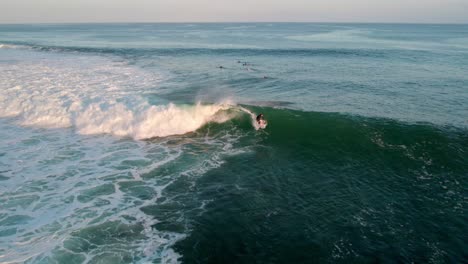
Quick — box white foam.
[76,102,230,139]
[0,53,233,139]
[0,121,195,263]
[0,43,27,50]
[0,50,249,264]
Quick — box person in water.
[256,113,265,124]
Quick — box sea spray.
[76,102,232,139]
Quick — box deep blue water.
[0,23,467,263]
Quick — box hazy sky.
[1,0,468,24]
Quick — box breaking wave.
[0,51,234,139]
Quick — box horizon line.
[1,21,468,26]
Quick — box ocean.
[0,23,467,263]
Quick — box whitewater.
[0,49,234,139]
[0,44,243,263]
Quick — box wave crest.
[0,53,233,139]
[76,102,230,139]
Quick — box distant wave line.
[0,41,400,58]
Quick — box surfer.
[256,113,265,125]
[238,107,267,129]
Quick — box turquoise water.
[0,23,467,263]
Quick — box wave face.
[175,107,468,263]
[1,23,468,263]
